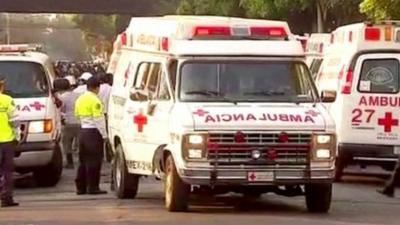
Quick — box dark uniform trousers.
[76,128,104,192]
[0,141,15,201]
[384,155,400,193]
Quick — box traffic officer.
[378,156,400,197]
[74,76,107,195]
[0,76,19,207]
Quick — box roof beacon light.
[193,26,231,36]
[364,27,381,41]
[250,26,287,38]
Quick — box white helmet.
[65,75,77,86]
[79,72,93,81]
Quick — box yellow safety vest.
[0,93,16,143]
[75,91,103,119]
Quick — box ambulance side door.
[123,61,157,175]
[145,62,175,156]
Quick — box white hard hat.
[65,75,77,86]
[80,72,93,81]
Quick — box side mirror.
[130,88,148,102]
[52,78,70,93]
[321,90,336,103]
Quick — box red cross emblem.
[248,172,256,181]
[133,112,148,133]
[305,110,320,117]
[378,112,398,133]
[30,101,45,111]
[193,109,209,117]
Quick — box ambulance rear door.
[340,53,400,147]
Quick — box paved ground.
[0,165,399,225]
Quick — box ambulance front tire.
[33,144,63,187]
[113,144,139,199]
[164,154,190,212]
[305,183,332,213]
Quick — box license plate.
[247,172,274,182]
[394,146,400,155]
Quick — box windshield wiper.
[244,90,285,96]
[185,90,238,104]
[185,90,220,96]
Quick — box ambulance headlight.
[182,133,208,160]
[317,135,331,144]
[312,134,336,161]
[316,149,331,159]
[28,120,53,134]
[188,134,204,144]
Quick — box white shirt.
[59,90,80,125]
[73,85,87,95]
[99,84,111,114]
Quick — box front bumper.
[14,141,57,168]
[180,165,334,186]
[339,143,398,163]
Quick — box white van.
[0,44,62,187]
[315,21,400,180]
[108,16,337,213]
[305,33,331,80]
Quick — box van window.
[0,61,49,98]
[310,59,323,80]
[134,63,150,89]
[157,72,171,100]
[179,60,317,103]
[358,59,399,94]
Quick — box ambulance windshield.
[0,61,49,98]
[179,60,317,103]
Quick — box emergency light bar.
[0,44,42,53]
[190,25,288,40]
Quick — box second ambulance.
[108,16,336,212]
[315,21,400,180]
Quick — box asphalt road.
[0,165,399,225]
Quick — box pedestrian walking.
[59,75,80,168]
[378,156,400,197]
[0,76,19,207]
[74,76,108,195]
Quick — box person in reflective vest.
[74,76,107,195]
[0,76,19,207]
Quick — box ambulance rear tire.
[113,144,139,199]
[164,155,190,212]
[305,183,332,213]
[33,144,63,187]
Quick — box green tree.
[360,0,400,20]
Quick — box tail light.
[120,32,127,45]
[341,69,354,94]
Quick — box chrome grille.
[207,133,311,166]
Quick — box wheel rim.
[165,162,173,207]
[115,157,122,189]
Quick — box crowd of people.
[53,60,108,79]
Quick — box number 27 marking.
[352,109,375,124]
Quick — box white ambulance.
[305,33,330,80]
[315,21,400,180]
[0,44,62,186]
[108,16,337,213]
